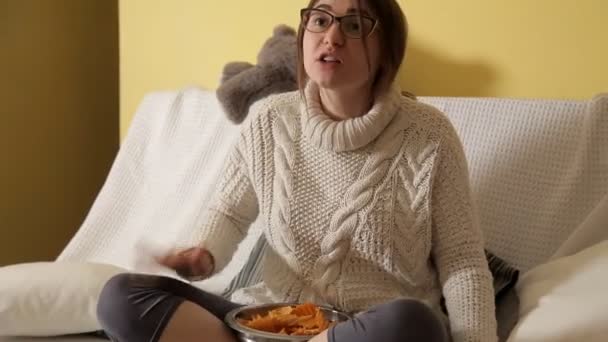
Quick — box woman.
[97,0,498,341]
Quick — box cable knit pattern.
[269,115,299,271]
[197,83,497,342]
[311,126,404,302]
[193,147,260,272]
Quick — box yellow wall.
[0,1,119,265]
[119,0,608,139]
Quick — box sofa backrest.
[58,89,607,294]
[420,95,607,271]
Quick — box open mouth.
[318,53,343,64]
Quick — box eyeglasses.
[300,8,378,39]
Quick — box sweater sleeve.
[194,141,259,275]
[430,131,497,342]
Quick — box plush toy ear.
[217,65,297,124]
[273,24,297,37]
[220,62,254,84]
[216,66,259,124]
[217,24,298,124]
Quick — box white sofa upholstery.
[58,88,608,281]
[2,89,606,341]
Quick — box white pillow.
[0,261,127,336]
[508,240,608,342]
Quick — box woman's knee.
[96,273,174,336]
[372,298,448,342]
[96,273,136,328]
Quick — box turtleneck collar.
[300,81,402,152]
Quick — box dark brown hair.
[297,0,408,98]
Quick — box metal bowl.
[225,303,351,342]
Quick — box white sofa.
[1,89,607,341]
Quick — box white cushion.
[508,240,608,341]
[0,262,126,336]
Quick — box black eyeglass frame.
[300,8,379,39]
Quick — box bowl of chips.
[225,302,351,342]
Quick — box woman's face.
[302,0,380,92]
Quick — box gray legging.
[97,273,448,342]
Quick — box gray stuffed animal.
[217,25,298,124]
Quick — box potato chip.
[291,302,317,316]
[238,302,335,336]
[273,306,294,317]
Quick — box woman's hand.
[157,247,215,281]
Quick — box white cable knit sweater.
[195,82,497,342]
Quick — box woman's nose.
[323,22,345,47]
